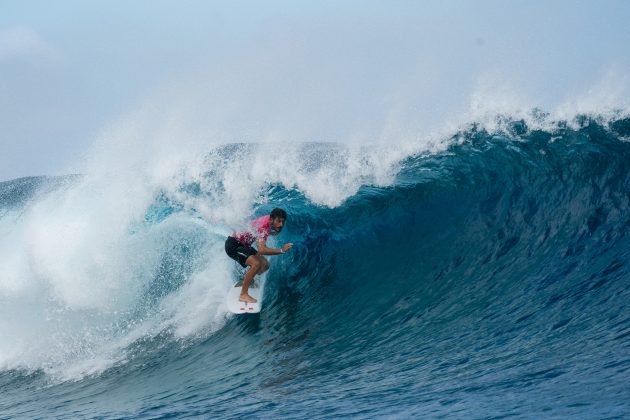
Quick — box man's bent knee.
[246,256,260,270]
[253,256,268,273]
[259,258,270,273]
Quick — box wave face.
[1,115,629,417]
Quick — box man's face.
[270,217,285,235]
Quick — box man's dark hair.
[270,208,287,220]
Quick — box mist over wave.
[0,111,629,417]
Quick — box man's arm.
[256,239,293,255]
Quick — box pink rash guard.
[233,215,271,246]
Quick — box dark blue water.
[1,116,629,418]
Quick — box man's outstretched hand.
[282,243,293,253]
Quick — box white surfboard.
[226,279,265,314]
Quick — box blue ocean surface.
[0,115,629,418]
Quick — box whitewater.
[0,108,629,417]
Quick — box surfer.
[225,208,293,303]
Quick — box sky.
[1,0,629,181]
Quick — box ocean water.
[0,114,629,418]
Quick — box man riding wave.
[224,208,293,303]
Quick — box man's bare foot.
[239,293,257,303]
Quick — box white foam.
[0,164,237,378]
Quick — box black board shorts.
[225,236,258,268]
